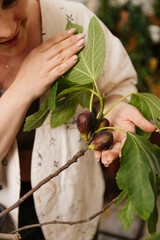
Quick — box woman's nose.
[0,13,16,39]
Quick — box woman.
[0,0,155,239]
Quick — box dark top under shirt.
[17,99,39,151]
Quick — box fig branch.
[0,91,129,219]
[11,194,120,234]
[0,143,92,219]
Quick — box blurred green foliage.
[97,0,160,92]
[153,0,160,18]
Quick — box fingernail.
[76,33,86,40]
[153,125,159,132]
[76,39,85,47]
[68,28,76,35]
[155,127,159,133]
[105,163,109,168]
[72,55,78,61]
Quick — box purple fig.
[88,130,113,151]
[77,111,96,140]
[98,118,110,129]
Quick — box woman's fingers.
[39,31,86,75]
[49,54,78,79]
[101,142,121,166]
[128,106,156,132]
[46,33,86,60]
[47,35,85,71]
[93,130,126,167]
[94,150,102,162]
[94,142,121,167]
[39,28,76,52]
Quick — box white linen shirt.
[0,0,137,239]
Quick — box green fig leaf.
[48,81,58,111]
[66,22,83,34]
[51,86,93,128]
[147,172,159,234]
[79,90,91,108]
[115,190,128,205]
[50,97,79,128]
[118,197,136,231]
[147,204,158,235]
[56,86,92,99]
[129,93,160,137]
[116,131,160,220]
[57,77,79,94]
[24,17,106,130]
[63,16,106,84]
[24,101,50,132]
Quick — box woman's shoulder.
[42,0,86,10]
[40,0,93,25]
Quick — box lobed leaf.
[116,132,160,220]
[63,16,106,84]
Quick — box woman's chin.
[0,42,27,57]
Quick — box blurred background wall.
[96,0,160,96]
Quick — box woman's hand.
[94,96,156,167]
[13,29,85,103]
[0,29,85,160]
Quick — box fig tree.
[88,130,113,151]
[77,111,96,140]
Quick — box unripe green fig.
[88,130,113,151]
[77,111,96,140]
[98,118,110,129]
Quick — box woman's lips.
[0,32,20,47]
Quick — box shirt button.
[2,157,7,166]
